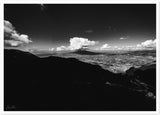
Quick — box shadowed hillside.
[4,49,156,111]
[72,48,102,55]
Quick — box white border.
[0,0,159,4]
[156,1,160,115]
[0,0,4,114]
[0,0,159,115]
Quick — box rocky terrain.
[4,49,156,111]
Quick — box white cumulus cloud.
[98,39,156,51]
[100,43,111,50]
[4,40,23,47]
[4,20,32,47]
[56,46,68,51]
[49,47,55,51]
[56,37,97,51]
[137,39,156,49]
[69,37,97,50]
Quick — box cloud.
[137,39,156,49]
[4,20,15,34]
[4,40,23,47]
[11,34,31,44]
[49,48,55,51]
[56,37,97,51]
[69,37,97,50]
[100,43,111,50]
[4,20,32,47]
[98,44,139,51]
[98,39,156,51]
[120,37,127,40]
[56,46,68,51]
[99,45,126,51]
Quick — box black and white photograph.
[3,2,158,112]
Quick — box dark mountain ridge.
[71,48,103,55]
[4,49,156,111]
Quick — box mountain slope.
[4,49,156,111]
[72,48,102,55]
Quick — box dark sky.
[4,4,156,49]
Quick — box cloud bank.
[56,38,156,52]
[69,37,97,50]
[56,46,68,51]
[56,37,97,51]
[99,39,156,51]
[137,39,156,49]
[4,20,32,47]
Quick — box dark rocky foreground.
[4,49,156,111]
